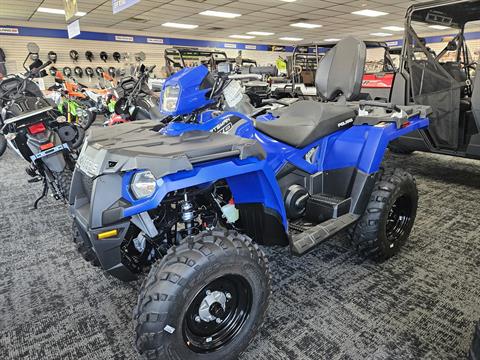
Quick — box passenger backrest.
[315,37,366,101]
[472,73,480,130]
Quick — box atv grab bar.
[358,100,401,113]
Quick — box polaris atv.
[389,0,480,158]
[70,38,429,360]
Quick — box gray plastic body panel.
[77,120,265,179]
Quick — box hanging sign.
[112,0,140,14]
[67,20,81,39]
[64,0,78,22]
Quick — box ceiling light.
[247,31,274,36]
[199,10,241,18]
[429,25,450,30]
[370,32,393,37]
[290,22,322,29]
[352,9,388,17]
[37,7,86,16]
[279,37,303,41]
[382,26,404,31]
[324,38,341,42]
[229,35,255,39]
[162,22,198,29]
[280,0,297,2]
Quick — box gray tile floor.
[0,148,479,359]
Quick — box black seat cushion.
[255,101,355,148]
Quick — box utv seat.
[255,102,355,148]
[254,37,366,148]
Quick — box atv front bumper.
[70,166,138,281]
[73,213,136,281]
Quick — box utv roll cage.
[391,0,480,153]
[164,47,228,76]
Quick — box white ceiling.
[0,0,471,43]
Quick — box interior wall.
[3,33,480,88]
[0,35,288,87]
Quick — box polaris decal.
[338,118,354,128]
[212,116,242,134]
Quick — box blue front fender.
[121,156,288,231]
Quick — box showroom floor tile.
[0,148,479,360]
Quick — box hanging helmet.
[30,53,39,61]
[85,51,94,62]
[100,51,108,62]
[63,66,72,77]
[112,51,121,62]
[48,51,57,63]
[134,51,146,62]
[70,50,79,62]
[108,66,116,77]
[49,67,58,77]
[95,66,105,77]
[85,66,94,78]
[74,66,83,78]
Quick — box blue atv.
[70,38,429,360]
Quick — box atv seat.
[255,37,366,148]
[255,101,355,148]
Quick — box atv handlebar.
[228,74,262,81]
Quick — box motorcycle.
[48,72,96,130]
[0,43,82,208]
[105,64,161,126]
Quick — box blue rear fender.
[235,113,429,175]
[120,156,289,245]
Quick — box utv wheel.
[72,220,100,267]
[388,141,414,155]
[352,168,418,261]
[54,169,73,199]
[134,229,271,360]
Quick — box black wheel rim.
[183,274,253,353]
[386,194,413,246]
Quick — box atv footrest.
[291,213,359,256]
[305,194,351,223]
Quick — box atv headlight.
[131,170,156,199]
[161,85,180,112]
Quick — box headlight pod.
[161,85,180,112]
[130,170,156,199]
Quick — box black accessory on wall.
[95,66,105,77]
[49,67,58,77]
[63,67,72,77]
[85,66,94,79]
[74,66,83,78]
[70,50,79,62]
[112,51,121,62]
[85,51,94,62]
[100,51,108,62]
[48,51,57,63]
[108,66,116,77]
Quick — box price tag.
[223,80,243,108]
